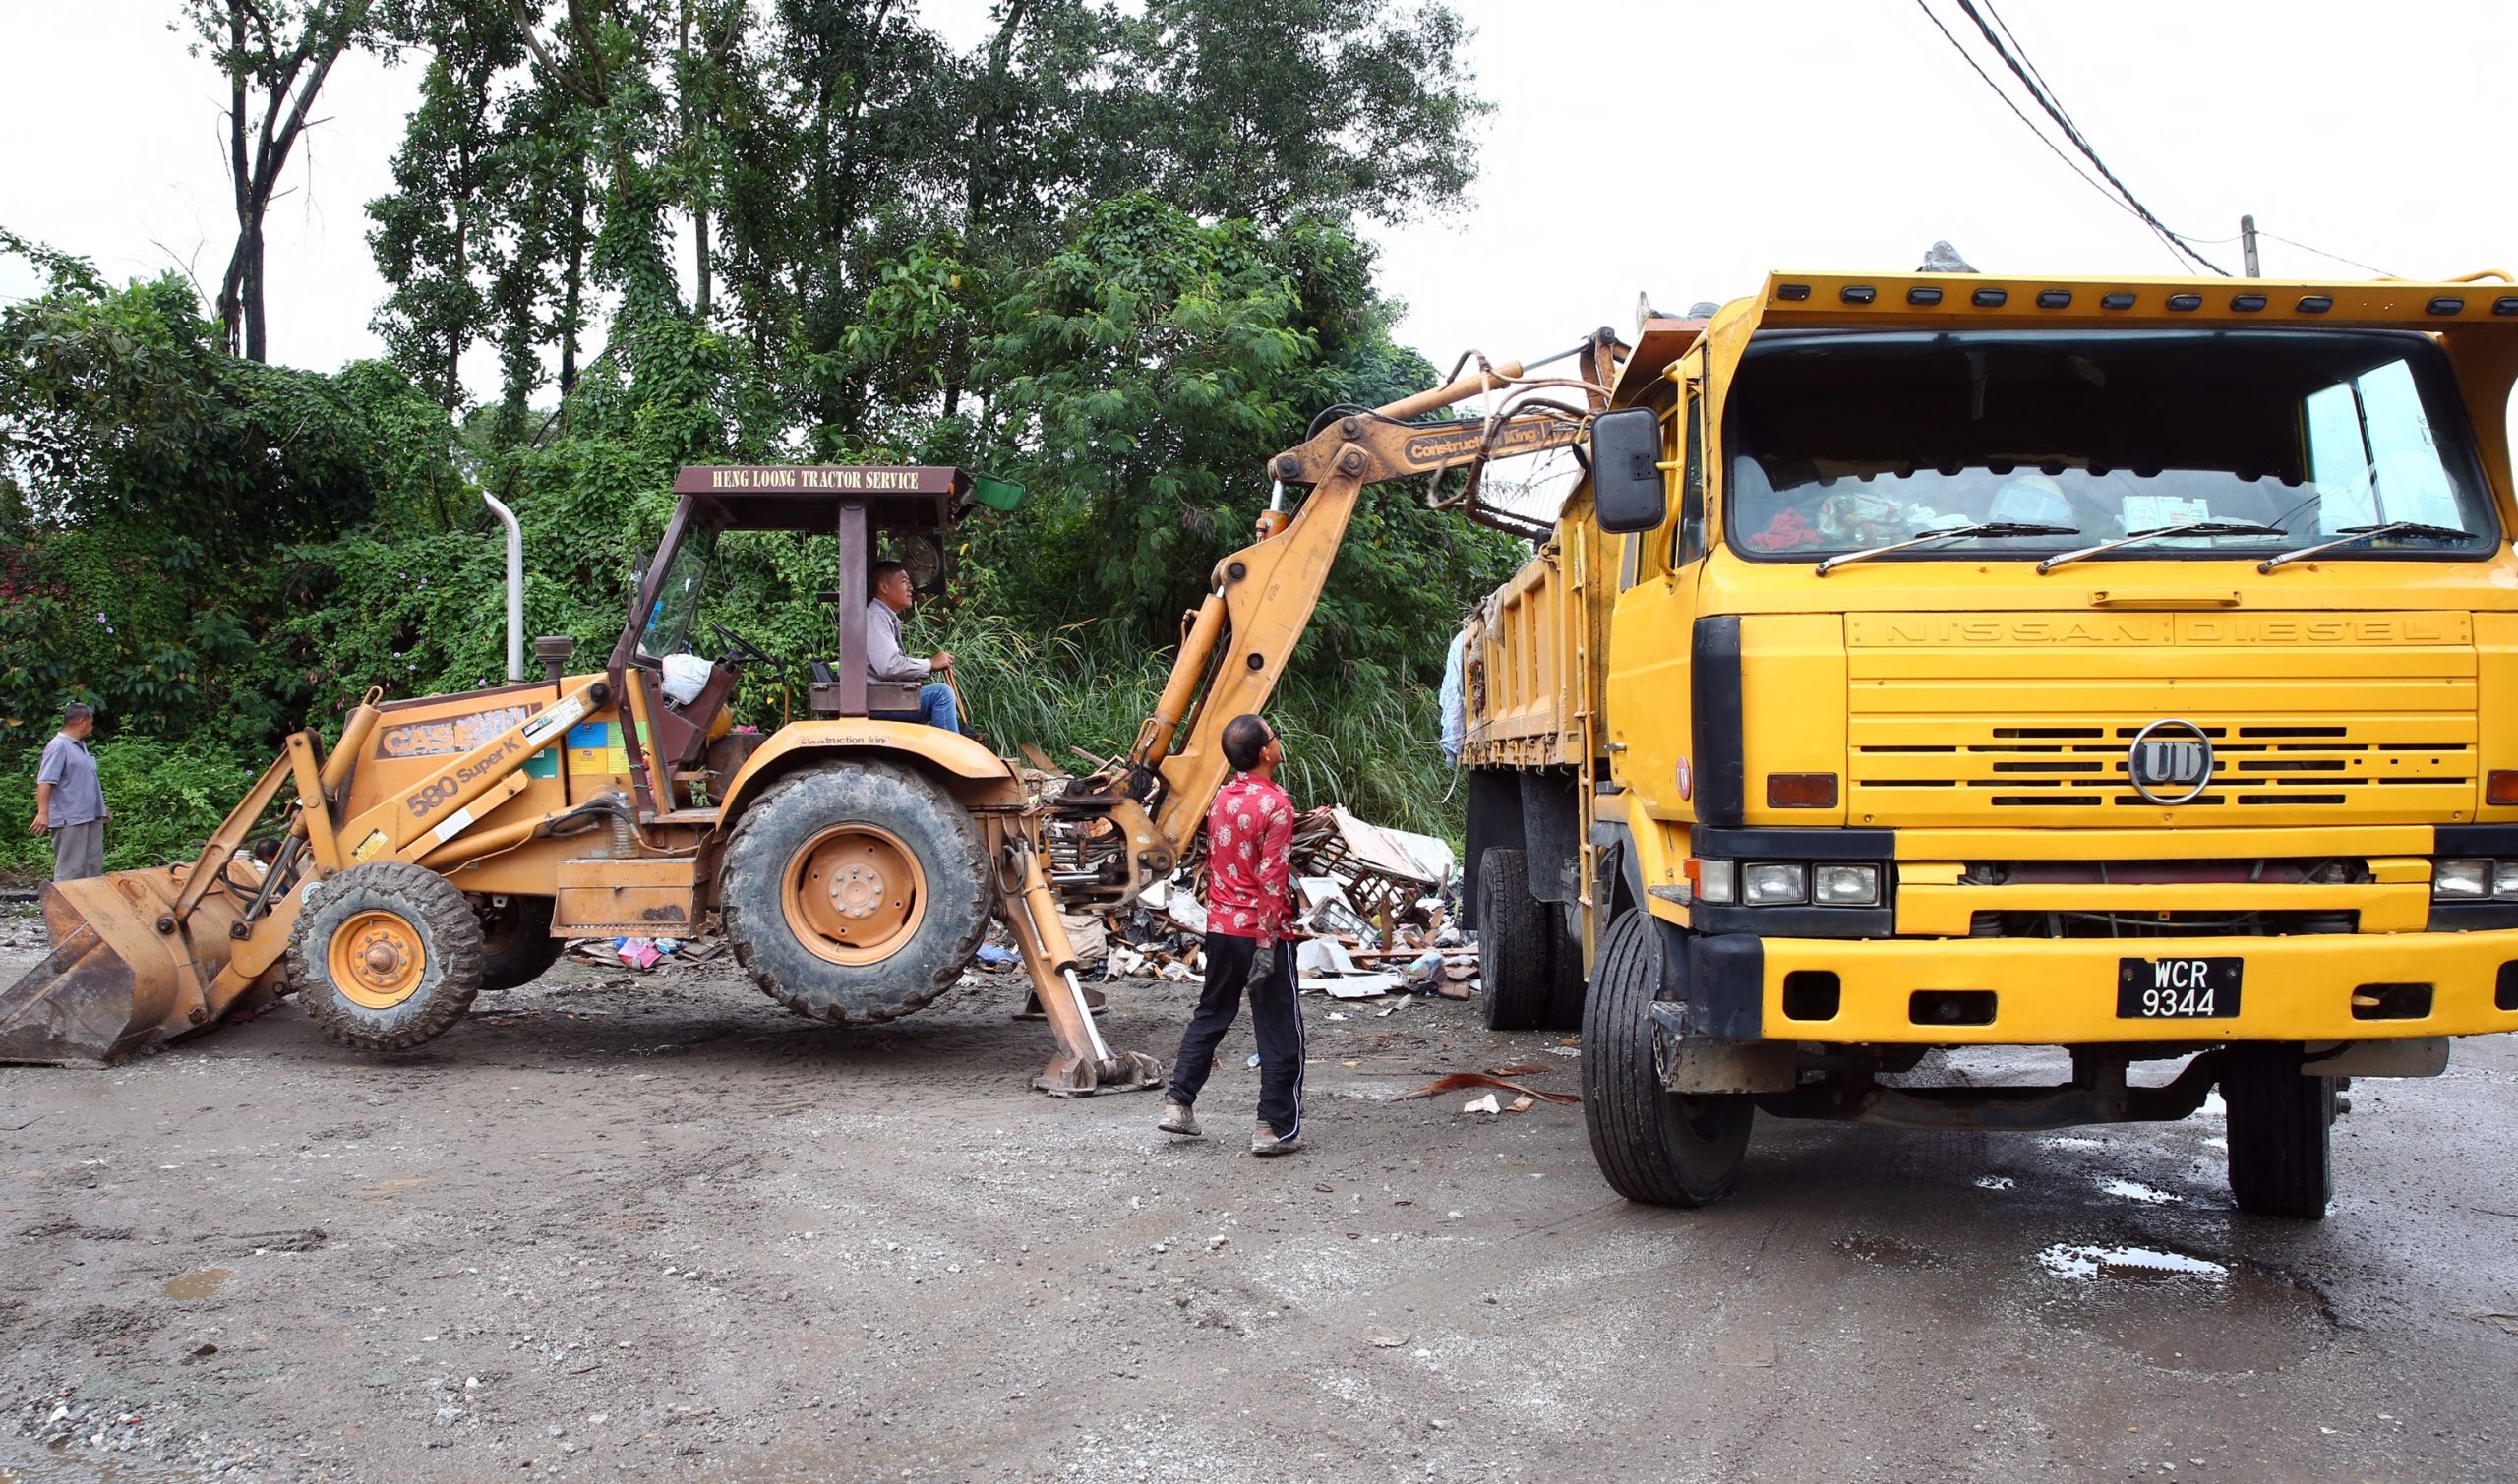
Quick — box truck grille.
[1853,719,2475,812]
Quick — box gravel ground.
[1,902,2514,1482]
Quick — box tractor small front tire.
[474,894,562,992]
[2222,1043,2334,1219]
[720,760,991,1024]
[1581,909,1753,1208]
[1478,848,1551,1031]
[288,861,486,1052]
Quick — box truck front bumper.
[1678,925,2518,1045]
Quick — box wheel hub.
[785,824,927,966]
[330,910,427,1009]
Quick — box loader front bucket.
[0,868,253,1066]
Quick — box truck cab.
[1463,271,2518,1216]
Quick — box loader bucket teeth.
[1032,1048,1165,1098]
[0,874,247,1067]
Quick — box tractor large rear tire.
[289,861,486,1052]
[2222,1043,2334,1219]
[1581,909,1753,1208]
[720,760,991,1024]
[1478,848,1551,1031]
[474,894,562,992]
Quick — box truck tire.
[1581,909,1753,1207]
[721,759,990,1024]
[1544,914,1589,1031]
[1477,848,1551,1030]
[473,894,561,992]
[2222,1044,2334,1218]
[288,861,486,1052]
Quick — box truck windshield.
[637,525,716,660]
[1724,328,2498,563]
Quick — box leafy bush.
[0,736,260,884]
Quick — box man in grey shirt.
[30,702,107,881]
[866,560,965,733]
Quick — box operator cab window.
[1721,328,2499,564]
[637,525,718,661]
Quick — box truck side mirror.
[1590,407,1667,534]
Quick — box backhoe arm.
[1089,329,1626,861]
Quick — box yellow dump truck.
[1462,270,2518,1217]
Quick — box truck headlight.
[1812,863,1882,906]
[2495,861,2518,899]
[2435,859,2490,899]
[1743,863,1808,906]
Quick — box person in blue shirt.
[30,702,108,882]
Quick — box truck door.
[1606,354,1711,824]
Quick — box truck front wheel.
[2221,1043,2334,1219]
[721,760,992,1024]
[1581,909,1752,1207]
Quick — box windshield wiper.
[1814,521,2078,576]
[2034,520,2292,575]
[2257,521,2479,574]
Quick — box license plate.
[2117,956,2243,1019]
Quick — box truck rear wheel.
[473,894,561,992]
[2222,1044,2334,1218]
[721,759,991,1024]
[1581,909,1752,1207]
[288,861,486,1052]
[1544,915,1589,1030]
[1477,848,1550,1030]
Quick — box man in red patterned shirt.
[1159,713,1306,1156]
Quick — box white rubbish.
[1463,1093,1501,1114]
[1311,973,1404,1000]
[1404,949,1446,990]
[1158,961,1196,981]
[1296,938,1358,978]
[659,652,714,705]
[1320,806,1456,886]
[1106,946,1148,979]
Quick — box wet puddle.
[2039,1244,2221,1281]
[1833,1233,1948,1269]
[2097,1177,2182,1206]
[160,1269,232,1301]
[2034,1243,2331,1371]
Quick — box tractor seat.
[805,660,922,718]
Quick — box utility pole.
[2241,215,2261,277]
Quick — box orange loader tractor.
[0,339,1624,1093]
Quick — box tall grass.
[933,611,1460,843]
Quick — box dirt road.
[2,905,2514,1482]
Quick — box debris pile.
[1077,804,1479,1003]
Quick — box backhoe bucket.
[0,868,254,1066]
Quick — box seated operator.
[866,560,968,733]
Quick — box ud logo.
[2127,718,2214,804]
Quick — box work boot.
[1250,1122,1303,1158]
[1158,1100,1202,1138]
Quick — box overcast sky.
[4,1,2513,419]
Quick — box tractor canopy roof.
[669,465,1024,532]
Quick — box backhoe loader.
[0,340,1625,1093]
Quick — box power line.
[1948,0,2230,274]
[2255,230,2399,279]
[1906,0,2177,263]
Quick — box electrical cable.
[1948,0,2231,274]
[1906,0,2169,256]
[2256,230,2399,279]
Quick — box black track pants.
[1166,933,1305,1139]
